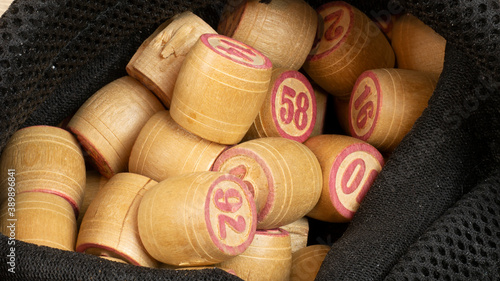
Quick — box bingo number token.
[245,69,317,143]
[170,34,272,145]
[349,71,381,142]
[137,172,257,266]
[305,134,384,222]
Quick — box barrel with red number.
[216,228,292,281]
[137,171,257,266]
[212,137,322,229]
[129,110,228,182]
[290,244,331,281]
[218,0,317,70]
[348,68,438,152]
[244,68,317,143]
[76,173,158,268]
[170,33,272,145]
[303,1,395,99]
[391,13,446,76]
[0,192,77,251]
[126,11,216,108]
[68,76,164,178]
[0,126,86,216]
[305,134,384,222]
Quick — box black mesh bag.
[0,0,499,280]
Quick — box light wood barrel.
[244,68,317,143]
[290,244,331,281]
[281,217,309,253]
[217,228,292,281]
[76,173,158,268]
[0,125,86,215]
[303,1,395,99]
[212,137,322,229]
[218,0,318,70]
[126,11,217,108]
[129,110,227,182]
[137,171,257,266]
[170,33,272,145]
[348,68,438,152]
[0,192,77,251]
[68,76,164,178]
[305,134,384,222]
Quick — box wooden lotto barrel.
[0,192,77,251]
[129,110,228,182]
[303,1,395,99]
[212,137,322,229]
[126,11,217,108]
[77,170,108,228]
[290,244,331,281]
[0,126,86,215]
[218,0,317,70]
[281,217,309,253]
[244,68,317,143]
[310,84,329,138]
[305,134,384,222]
[76,173,158,268]
[348,68,438,152]
[169,33,272,145]
[67,76,164,178]
[137,171,257,266]
[391,13,446,76]
[216,228,292,281]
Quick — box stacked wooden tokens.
[212,137,322,229]
[303,1,395,99]
[67,76,164,178]
[126,11,217,108]
[0,126,85,250]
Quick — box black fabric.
[0,0,499,280]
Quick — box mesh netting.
[0,0,499,280]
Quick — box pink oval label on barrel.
[202,34,272,69]
[329,143,384,219]
[349,71,382,141]
[205,174,257,256]
[307,2,354,61]
[271,71,317,143]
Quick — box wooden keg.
[76,173,158,268]
[0,126,86,216]
[169,33,272,145]
[137,171,257,266]
[391,13,446,76]
[0,192,77,251]
[129,110,228,182]
[77,170,108,228]
[67,76,164,178]
[290,244,331,281]
[218,0,318,70]
[244,68,317,143]
[310,84,329,138]
[281,217,309,253]
[212,137,322,229]
[126,11,217,108]
[348,68,438,152]
[305,134,384,222]
[303,1,395,99]
[216,228,292,281]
